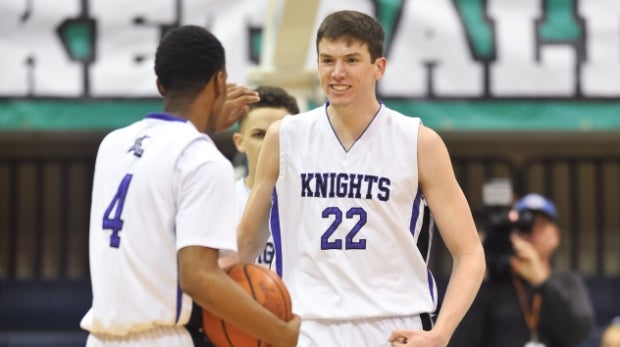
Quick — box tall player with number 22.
[237,10,485,347]
[80,25,299,347]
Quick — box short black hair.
[239,86,299,128]
[316,10,384,62]
[250,86,299,114]
[154,25,225,96]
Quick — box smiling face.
[317,37,385,110]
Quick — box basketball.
[202,263,293,347]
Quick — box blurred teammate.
[237,10,485,347]
[231,85,299,267]
[80,25,299,347]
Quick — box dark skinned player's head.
[155,25,226,99]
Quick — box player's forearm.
[237,226,264,262]
[187,268,294,345]
[434,246,486,344]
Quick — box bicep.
[178,245,219,293]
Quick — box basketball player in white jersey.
[237,10,485,347]
[227,86,299,268]
[80,25,299,347]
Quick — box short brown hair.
[316,10,385,62]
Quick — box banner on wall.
[1,0,620,130]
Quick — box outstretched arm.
[390,125,486,347]
[237,121,282,262]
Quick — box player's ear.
[156,79,166,97]
[232,132,245,152]
[213,70,227,99]
[374,57,386,80]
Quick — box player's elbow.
[177,247,218,301]
[179,265,203,298]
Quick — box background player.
[230,85,299,267]
[80,25,299,347]
[237,10,485,347]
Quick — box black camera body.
[483,208,535,278]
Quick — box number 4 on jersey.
[102,174,133,248]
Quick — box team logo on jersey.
[300,172,391,201]
[127,135,150,157]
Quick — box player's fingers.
[227,84,259,100]
[388,330,407,342]
[288,314,301,325]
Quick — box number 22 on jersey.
[102,174,133,248]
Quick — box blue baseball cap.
[514,193,558,221]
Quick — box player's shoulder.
[282,105,324,125]
[381,105,422,124]
[417,123,445,149]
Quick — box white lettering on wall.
[90,0,175,97]
[0,1,82,96]
[379,0,483,97]
[579,0,620,96]
[489,0,576,96]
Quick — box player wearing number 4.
[80,25,299,347]
[237,10,485,347]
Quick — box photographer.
[450,193,595,347]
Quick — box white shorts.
[86,326,195,347]
[297,315,426,347]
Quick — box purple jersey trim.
[409,190,422,237]
[270,188,283,277]
[146,112,188,123]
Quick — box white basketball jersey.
[81,113,237,335]
[235,178,275,267]
[272,104,437,320]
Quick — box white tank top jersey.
[235,178,275,267]
[80,113,237,335]
[271,104,437,320]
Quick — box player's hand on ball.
[389,329,446,347]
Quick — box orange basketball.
[202,263,293,347]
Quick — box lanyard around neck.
[511,271,542,341]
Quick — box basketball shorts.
[297,314,432,347]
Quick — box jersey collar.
[145,113,188,123]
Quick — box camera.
[480,179,535,278]
[483,207,535,278]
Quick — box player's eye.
[251,130,266,139]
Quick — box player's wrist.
[271,314,299,347]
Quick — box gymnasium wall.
[2,0,620,131]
